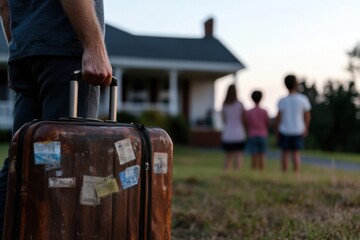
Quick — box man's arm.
[0,0,11,43]
[60,0,112,87]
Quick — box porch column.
[113,67,123,111]
[169,70,179,116]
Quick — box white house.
[0,31,12,130]
[0,18,245,130]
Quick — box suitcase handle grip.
[70,70,118,121]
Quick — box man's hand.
[82,46,112,87]
[60,0,112,87]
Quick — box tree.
[296,42,360,152]
[298,81,320,106]
[298,81,328,150]
[323,81,360,151]
[301,80,360,152]
[347,42,360,82]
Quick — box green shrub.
[0,130,11,143]
[165,115,189,144]
[116,111,139,124]
[116,110,190,144]
[136,110,190,144]
[139,110,167,128]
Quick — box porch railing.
[121,102,168,113]
[98,101,169,117]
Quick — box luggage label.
[33,141,61,165]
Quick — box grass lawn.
[0,143,8,165]
[172,145,360,240]
[1,143,359,239]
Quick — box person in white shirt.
[276,74,311,173]
[221,84,247,170]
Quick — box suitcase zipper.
[133,123,152,240]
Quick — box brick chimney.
[204,18,214,38]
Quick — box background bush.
[118,110,190,144]
[139,110,167,128]
[0,130,11,143]
[116,111,140,124]
[165,115,189,144]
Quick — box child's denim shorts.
[247,137,267,154]
[278,133,304,150]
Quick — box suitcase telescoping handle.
[70,70,118,121]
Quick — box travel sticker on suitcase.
[80,175,120,206]
[119,165,140,189]
[94,176,119,198]
[48,177,76,188]
[33,141,61,165]
[153,152,168,174]
[114,138,136,165]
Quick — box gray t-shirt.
[8,0,104,62]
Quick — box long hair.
[223,84,238,105]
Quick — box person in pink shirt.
[245,90,269,170]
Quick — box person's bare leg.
[224,152,233,171]
[281,150,289,172]
[259,153,265,170]
[234,151,243,170]
[251,154,257,170]
[293,150,301,173]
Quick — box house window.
[126,78,150,103]
[123,71,169,106]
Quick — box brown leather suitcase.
[3,73,173,240]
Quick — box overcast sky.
[104,0,360,116]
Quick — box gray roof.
[105,24,244,66]
[0,24,245,70]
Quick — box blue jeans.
[0,56,100,236]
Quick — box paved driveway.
[266,151,360,171]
